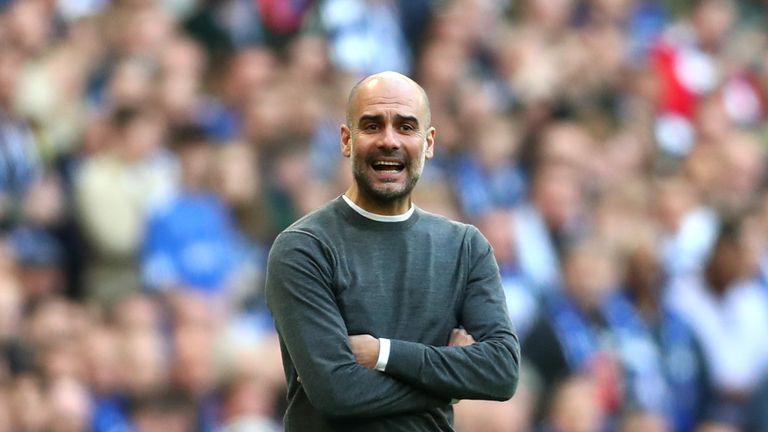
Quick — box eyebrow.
[395,114,420,127]
[358,114,384,126]
[357,114,420,127]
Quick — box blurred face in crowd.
[475,116,520,170]
[219,377,279,424]
[720,133,764,205]
[119,111,164,161]
[10,374,48,431]
[548,375,605,432]
[172,325,214,398]
[27,297,75,346]
[0,48,20,107]
[564,241,617,310]
[532,163,582,230]
[158,37,205,121]
[538,122,594,173]
[114,294,160,332]
[341,72,435,214]
[706,231,745,292]
[178,141,214,189]
[588,0,633,23]
[224,47,277,112]
[5,0,51,55]
[214,142,259,206]
[0,390,9,432]
[81,327,121,394]
[692,0,735,49]
[0,279,21,342]
[120,331,168,395]
[655,177,696,231]
[18,263,64,300]
[119,4,173,57]
[524,0,574,32]
[477,210,515,265]
[620,411,669,432]
[624,238,662,304]
[132,406,195,432]
[108,58,154,107]
[46,378,91,432]
[288,35,329,81]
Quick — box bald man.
[265,72,519,431]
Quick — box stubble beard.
[350,144,426,205]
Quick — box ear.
[341,125,352,158]
[424,126,436,159]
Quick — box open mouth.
[371,160,405,173]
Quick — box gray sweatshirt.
[266,197,519,431]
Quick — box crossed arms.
[265,229,520,418]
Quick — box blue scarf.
[658,307,705,432]
[549,292,670,414]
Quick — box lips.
[371,160,405,172]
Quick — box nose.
[378,124,401,151]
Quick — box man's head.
[168,124,213,190]
[341,72,435,212]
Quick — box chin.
[355,173,416,201]
[369,186,410,202]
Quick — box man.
[265,71,519,431]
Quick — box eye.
[364,123,380,131]
[400,124,416,132]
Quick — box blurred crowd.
[1,0,768,431]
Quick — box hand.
[349,334,380,369]
[448,328,475,346]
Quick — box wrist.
[375,338,390,371]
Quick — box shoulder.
[75,155,116,184]
[416,208,476,237]
[270,200,344,256]
[416,208,491,254]
[283,198,344,235]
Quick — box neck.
[634,292,659,320]
[704,266,731,296]
[344,184,412,216]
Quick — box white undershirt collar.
[341,194,414,222]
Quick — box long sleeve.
[75,158,142,257]
[265,230,449,418]
[383,227,520,401]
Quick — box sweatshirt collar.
[341,194,415,222]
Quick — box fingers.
[452,328,470,339]
[449,328,475,346]
[348,334,379,368]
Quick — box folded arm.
[266,231,449,418]
[356,228,520,401]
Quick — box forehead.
[350,77,426,120]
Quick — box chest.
[331,231,467,344]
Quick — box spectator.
[524,238,669,421]
[128,389,197,432]
[667,216,768,427]
[76,105,176,304]
[623,231,711,431]
[542,374,607,432]
[512,162,585,294]
[141,124,241,295]
[0,45,42,227]
[452,115,527,218]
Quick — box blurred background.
[1,0,768,431]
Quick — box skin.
[349,329,475,369]
[341,71,436,215]
[344,72,471,367]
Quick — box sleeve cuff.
[375,338,391,371]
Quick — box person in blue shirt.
[141,124,242,296]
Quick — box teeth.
[374,161,401,166]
